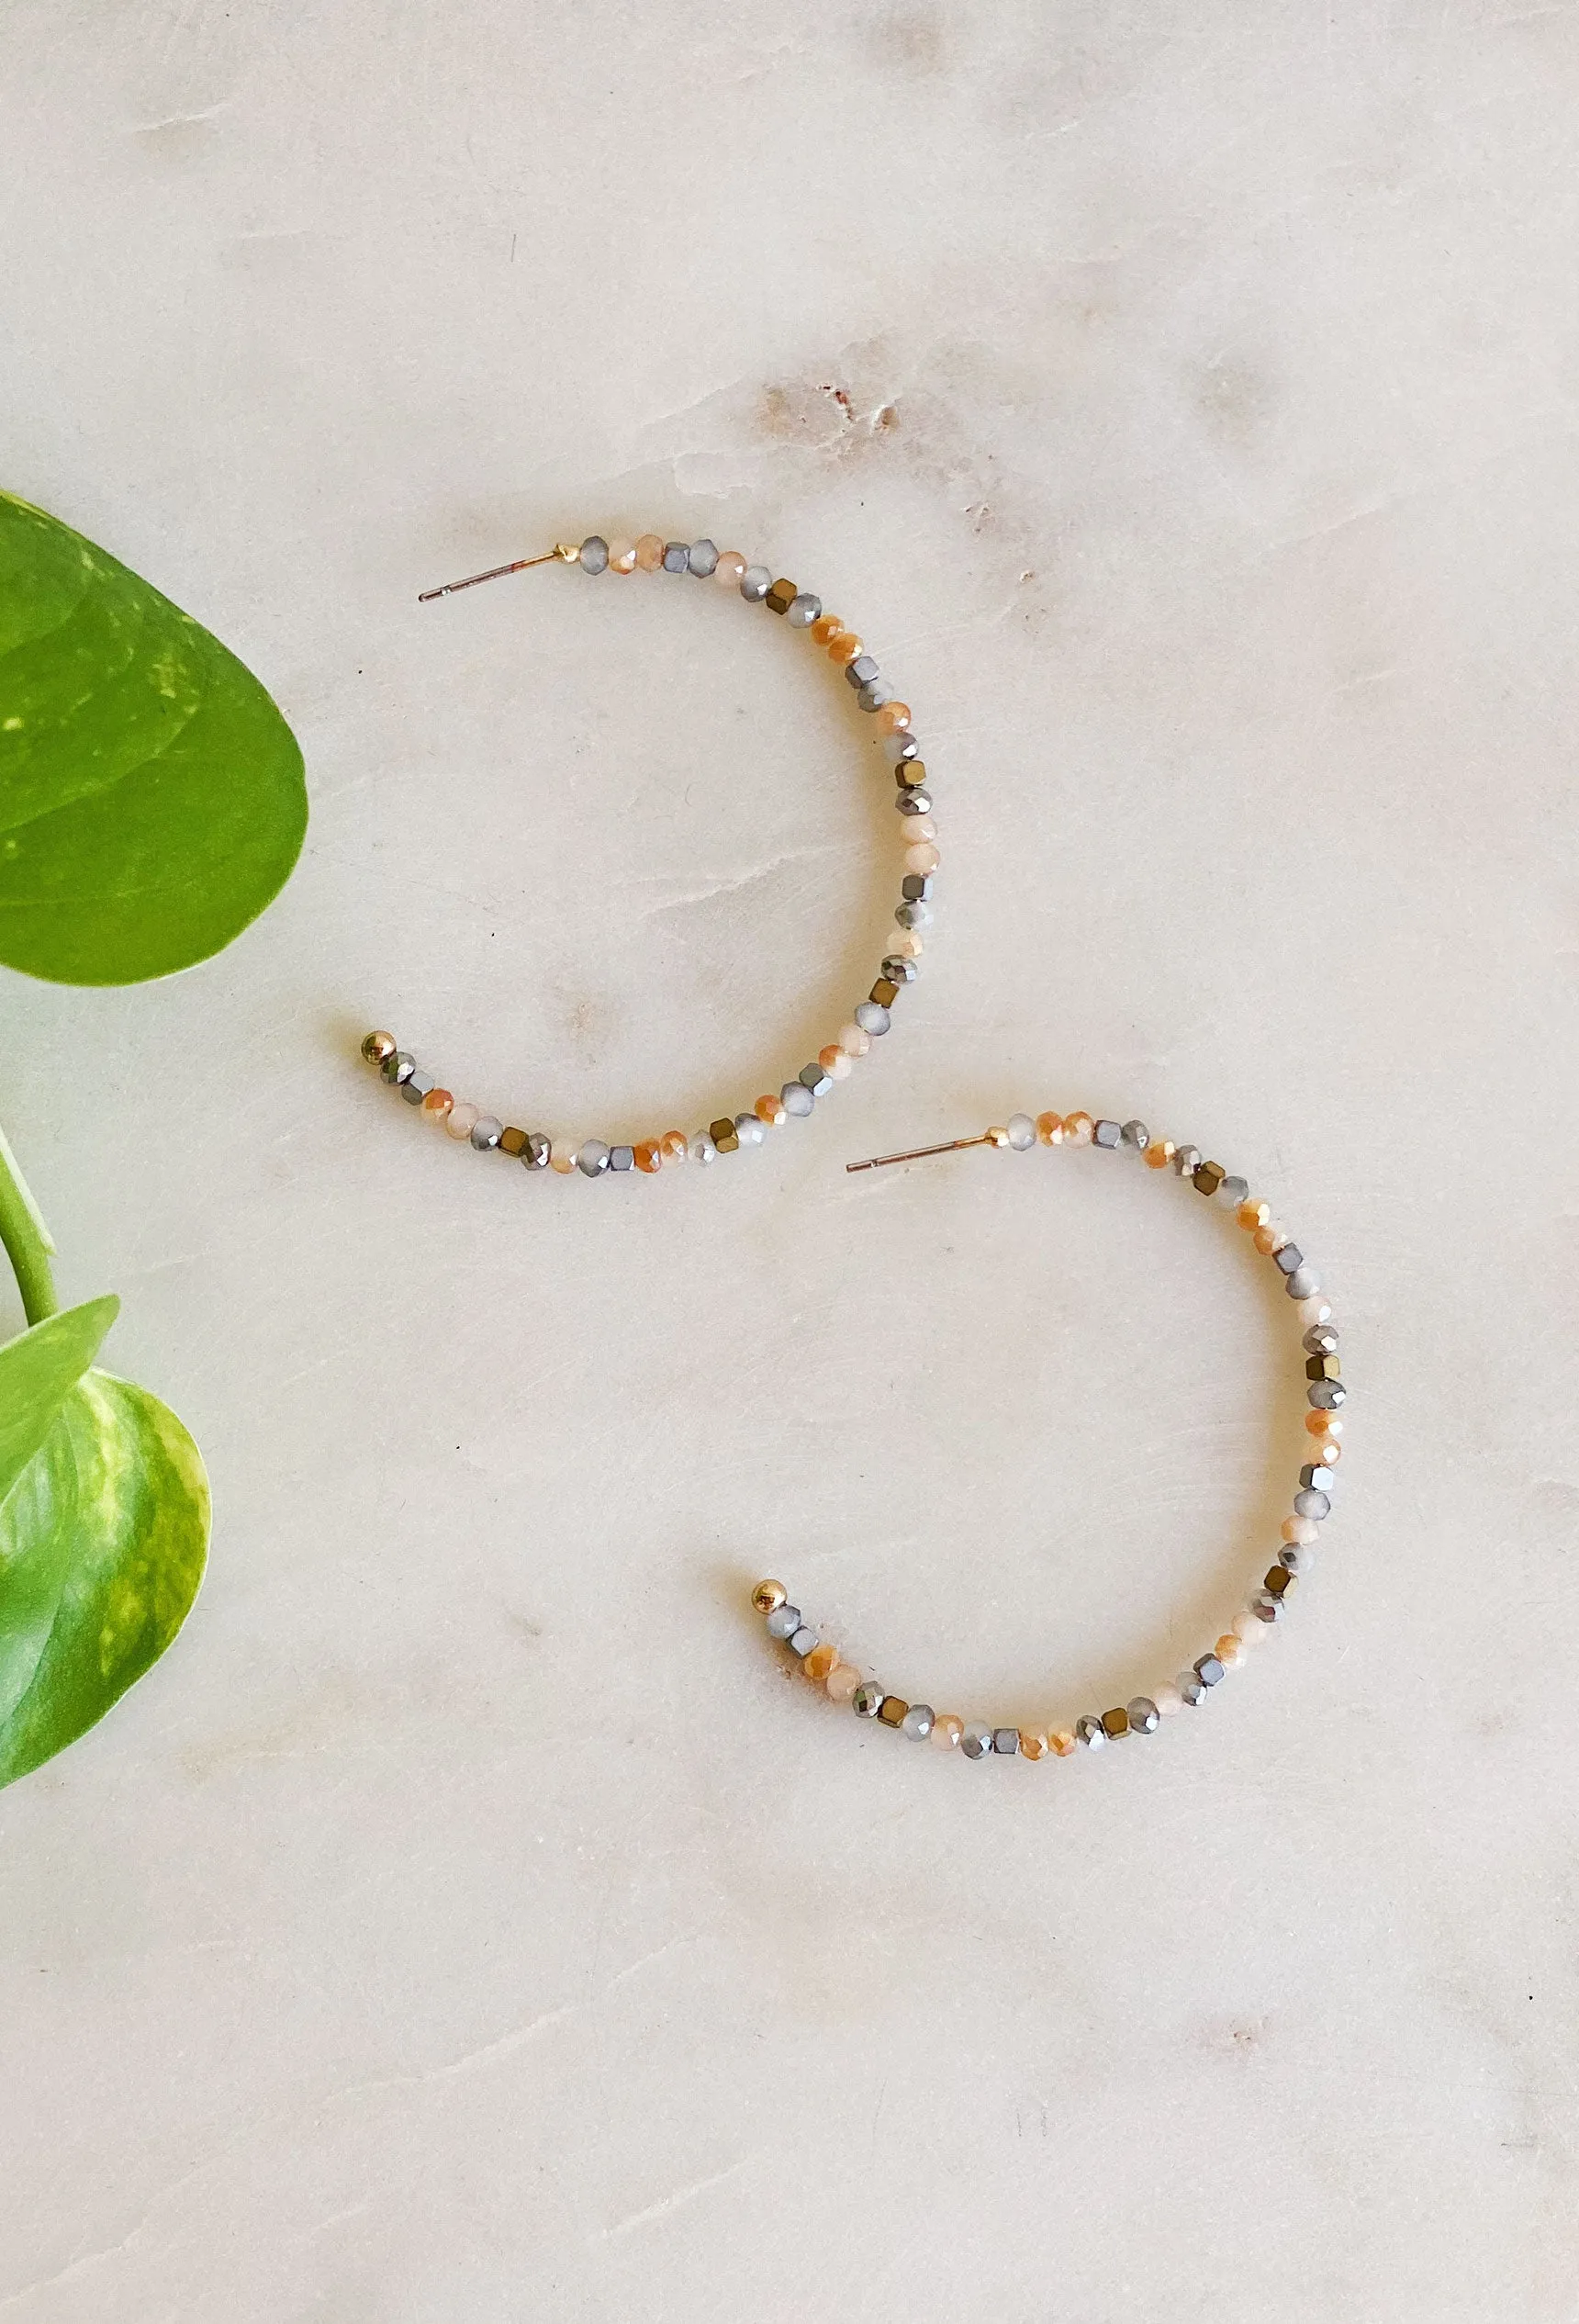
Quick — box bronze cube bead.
[1101,1705,1131,1739]
[765,578,796,614]
[896,759,928,790]
[1264,1564,1294,1598]
[870,978,900,1009]
[1305,1353,1341,1382]
[877,1695,910,1728]
[710,1117,740,1153]
[498,1127,527,1157]
[1193,1161,1226,1197]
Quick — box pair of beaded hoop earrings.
[360,527,1346,1772]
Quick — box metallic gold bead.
[752,1579,788,1615]
[986,1125,1011,1148]
[554,542,580,563]
[877,1694,910,1728]
[765,577,796,614]
[1305,1353,1341,1382]
[710,1117,740,1154]
[1102,1705,1131,1739]
[1193,1160,1226,1197]
[498,1127,527,1157]
[870,978,900,1009]
[361,1030,397,1066]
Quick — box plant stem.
[0,1120,58,1325]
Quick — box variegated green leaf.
[0,1353,209,1789]
[0,1293,118,1506]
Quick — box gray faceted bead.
[1280,1542,1316,1575]
[1304,1323,1340,1356]
[609,1146,634,1173]
[522,1132,552,1170]
[1217,1174,1249,1208]
[766,1603,801,1639]
[1308,1380,1347,1410]
[1173,1145,1202,1176]
[853,1682,886,1718]
[895,901,931,929]
[383,1050,416,1084]
[1274,1243,1305,1276]
[400,1068,434,1104]
[1250,1590,1284,1622]
[961,1722,994,1759]
[1194,1654,1226,1687]
[739,565,772,601]
[1127,1697,1160,1735]
[799,1063,833,1098]
[992,1727,1020,1756]
[1286,1264,1321,1301]
[854,1000,891,1035]
[662,541,689,573]
[1293,1487,1331,1521]
[1092,1118,1122,1150]
[781,1082,814,1117]
[1300,1463,1338,1492]
[734,1114,765,1147]
[578,535,609,575]
[789,1626,819,1657]
[577,1140,610,1176]
[691,1133,718,1164]
[881,956,918,983]
[901,1703,935,1741]
[887,730,923,762]
[857,681,895,712]
[901,873,934,904]
[1121,1119,1149,1151]
[1076,1715,1107,1748]
[687,539,719,576]
[1178,1671,1207,1704]
[470,1115,504,1150]
[896,789,932,815]
[845,654,880,689]
[787,591,822,627]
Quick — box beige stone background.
[2,4,1577,2319]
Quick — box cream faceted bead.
[838,1023,871,1058]
[1298,1294,1334,1329]
[888,927,924,960]
[904,842,940,875]
[821,1046,853,1080]
[825,1664,861,1703]
[634,533,665,570]
[1154,1681,1184,1714]
[1282,1514,1319,1545]
[901,813,936,841]
[713,550,746,588]
[929,1714,963,1751]
[549,1138,578,1173]
[607,538,637,574]
[444,1101,479,1140]
[1232,1611,1266,1646]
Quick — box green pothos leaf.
[0,1297,209,1788]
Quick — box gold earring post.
[845,1130,1004,1173]
[417,544,580,603]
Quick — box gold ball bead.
[751,1579,788,1615]
[986,1125,1011,1148]
[361,1030,397,1065]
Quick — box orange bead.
[874,702,911,735]
[1064,1111,1094,1144]
[1305,1409,1341,1438]
[1253,1224,1287,1256]
[811,615,844,646]
[1036,1112,1064,1144]
[1050,1729,1079,1757]
[756,1095,787,1127]
[818,1046,845,1075]
[1020,1730,1048,1760]
[1315,1440,1340,1466]
[828,633,863,666]
[1216,1634,1245,1667]
[803,1643,838,1682]
[633,1140,662,1173]
[1237,1198,1271,1231]
[420,1088,453,1124]
[660,1131,689,1164]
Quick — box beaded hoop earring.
[360,533,937,1179]
[753,1108,1345,1763]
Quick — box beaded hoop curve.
[754,1108,1345,1762]
[361,533,938,1179]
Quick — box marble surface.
[3,5,1577,2318]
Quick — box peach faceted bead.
[828,633,863,666]
[904,842,940,876]
[1064,1111,1094,1144]
[633,1140,663,1173]
[1145,1140,1175,1170]
[1050,1728,1079,1757]
[825,1663,862,1703]
[445,1101,480,1141]
[1215,1634,1246,1668]
[901,813,936,841]
[874,702,912,735]
[660,1131,689,1164]
[608,538,638,574]
[811,615,844,646]
[1019,1730,1049,1760]
[1305,1409,1342,1438]
[803,1643,839,1682]
[1282,1515,1319,1546]
[1036,1112,1064,1144]
[888,926,924,959]
[1238,1197,1271,1231]
[549,1138,577,1173]
[819,1046,853,1080]
[420,1088,454,1125]
[928,1713,963,1751]
[838,1023,871,1058]
[756,1095,787,1128]
[713,551,746,588]
[1254,1221,1288,1256]
[634,533,666,571]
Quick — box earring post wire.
[845,1133,994,1174]
[417,545,577,602]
